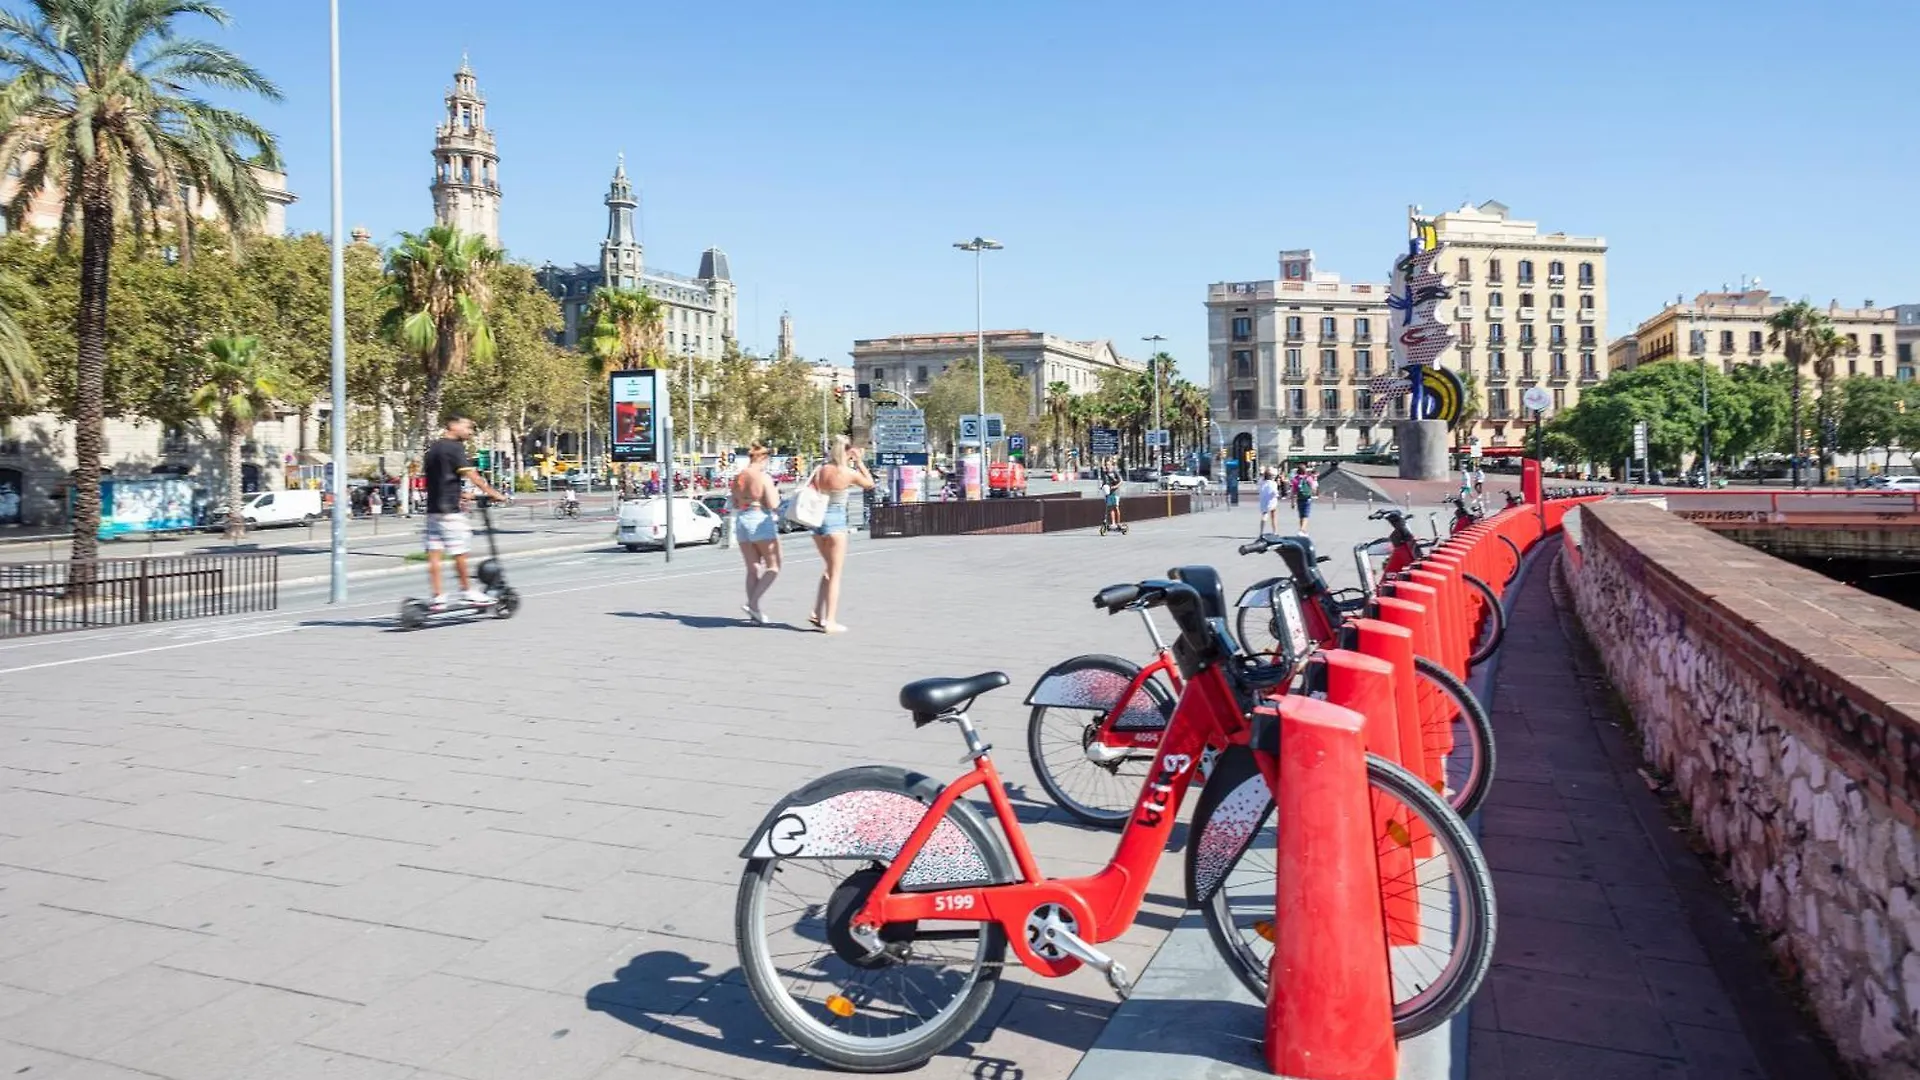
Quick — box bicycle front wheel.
[1412,654,1496,817]
[1026,654,1171,827]
[1463,572,1506,667]
[1196,753,1497,1040]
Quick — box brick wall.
[1565,500,1919,1077]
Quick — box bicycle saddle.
[1169,565,1228,621]
[1269,536,1331,593]
[900,672,1010,724]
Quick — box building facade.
[430,56,501,247]
[1890,304,1919,381]
[1618,292,1898,378]
[535,158,736,368]
[1207,251,1401,464]
[0,164,295,238]
[848,331,1142,417]
[1431,201,1609,450]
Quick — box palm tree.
[582,285,664,377]
[1809,324,1849,485]
[191,335,282,541]
[1044,380,1072,470]
[380,224,500,448]
[0,267,40,406]
[1767,300,1829,487]
[0,0,282,563]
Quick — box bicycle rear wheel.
[1463,572,1506,667]
[1195,753,1496,1039]
[1026,654,1171,828]
[1495,534,1522,586]
[1412,654,1496,817]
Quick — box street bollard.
[1265,692,1398,1080]
[1318,649,1419,947]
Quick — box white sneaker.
[463,589,496,606]
[429,594,450,609]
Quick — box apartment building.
[1432,201,1608,450]
[1619,292,1898,378]
[848,331,1141,418]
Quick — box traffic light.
[832,385,846,402]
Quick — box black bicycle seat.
[900,672,1010,724]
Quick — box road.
[0,497,1402,1079]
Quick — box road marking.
[0,625,302,675]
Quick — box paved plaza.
[0,497,1349,1080]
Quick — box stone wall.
[1564,500,1919,1078]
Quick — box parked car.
[1879,476,1920,491]
[211,488,324,529]
[987,461,1028,498]
[1159,472,1209,492]
[616,496,724,550]
[564,470,601,490]
[1127,467,1157,483]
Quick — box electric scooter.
[397,501,521,629]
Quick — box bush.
[513,473,536,494]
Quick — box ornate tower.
[777,311,794,360]
[600,154,642,289]
[430,54,500,246]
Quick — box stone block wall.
[1565,500,1919,1077]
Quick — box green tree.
[1044,380,1072,469]
[1766,300,1832,484]
[922,355,1030,454]
[0,0,282,561]
[756,356,831,453]
[582,286,661,377]
[1833,374,1900,466]
[1715,362,1790,464]
[0,266,39,410]
[190,334,282,540]
[442,263,565,467]
[379,225,499,446]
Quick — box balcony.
[1578,308,1595,322]
[1548,275,1566,286]
[1579,278,1596,290]
[1486,306,1506,319]
[1487,275,1504,286]
[1486,369,1510,384]
[1318,369,1341,383]
[1518,306,1536,321]
[1549,371,1570,384]
[1319,333,1340,344]
[1489,406,1514,419]
[1282,369,1308,384]
[1748,341,1765,355]
[1455,305,1476,320]
[1719,342,1736,355]
[1283,329,1304,343]
[1548,306,1566,321]
[1580,371,1600,384]
[1353,333,1373,344]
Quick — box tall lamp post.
[682,341,695,472]
[1142,334,1166,471]
[954,237,1002,499]
[326,0,348,603]
[1692,306,1711,486]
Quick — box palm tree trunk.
[70,182,113,569]
[225,421,245,541]
[1790,371,1803,487]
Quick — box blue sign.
[1090,427,1120,457]
[1008,434,1026,452]
[875,451,930,467]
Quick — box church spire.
[600,154,641,288]
[431,56,500,246]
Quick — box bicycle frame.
[1084,610,1184,754]
[853,664,1249,978]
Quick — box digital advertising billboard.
[609,369,668,463]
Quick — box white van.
[616,496,723,551]
[234,489,323,528]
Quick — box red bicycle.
[736,569,1495,1071]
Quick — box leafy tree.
[757,356,832,453]
[582,286,661,377]
[922,355,1030,453]
[0,266,39,411]
[442,263,566,468]
[379,225,499,446]
[1766,300,1831,482]
[190,334,282,540]
[1715,363,1790,464]
[0,0,282,561]
[1044,380,1072,469]
[1833,375,1900,464]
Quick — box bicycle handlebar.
[1237,537,1273,557]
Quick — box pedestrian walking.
[366,483,382,519]
[1257,467,1280,536]
[1472,465,1486,495]
[1291,465,1317,534]
[730,442,782,624]
[805,435,874,634]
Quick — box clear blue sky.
[217,0,1915,382]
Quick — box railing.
[0,551,279,638]
[868,493,1195,538]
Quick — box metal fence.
[0,551,280,638]
[869,493,1197,539]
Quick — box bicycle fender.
[738,765,1015,891]
[1185,745,1274,907]
[1023,654,1171,732]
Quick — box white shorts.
[423,513,472,556]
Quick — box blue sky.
[216,0,1915,382]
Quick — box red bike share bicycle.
[736,567,1496,1072]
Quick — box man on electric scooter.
[424,414,509,609]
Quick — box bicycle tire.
[1026,655,1172,828]
[1495,534,1522,587]
[1196,753,1497,1039]
[1412,654,1496,817]
[1464,572,1506,667]
[1234,578,1286,660]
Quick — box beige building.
[1208,250,1400,465]
[1619,292,1897,377]
[0,163,295,238]
[430,56,500,247]
[849,330,1143,417]
[1896,304,1920,381]
[1431,201,1608,450]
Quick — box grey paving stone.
[96,983,356,1079]
[301,972,537,1067]
[0,963,238,1058]
[1637,957,1747,1032]
[1487,966,1677,1057]
[1489,1032,1687,1079]
[426,987,650,1080]
[1489,868,1615,926]
[0,917,207,995]
[226,1043,417,1080]
[264,924,483,1004]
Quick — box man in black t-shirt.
[1099,459,1124,531]
[422,415,508,607]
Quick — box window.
[1748,331,1763,353]
[1579,326,1596,346]
[1719,330,1734,353]
[1581,352,1598,378]
[1520,325,1536,347]
[1288,388,1307,415]
[1872,333,1885,355]
[1232,390,1255,419]
[1847,332,1860,353]
[1457,290,1472,312]
[1289,426,1306,449]
[1488,291,1505,311]
[1518,260,1534,285]
[1320,316,1338,339]
[1488,258,1503,284]
[1875,359,1885,378]
[1580,294,1595,311]
[1323,426,1341,449]
[1320,349,1339,377]
[916,365,929,382]
[1489,324,1506,345]
[1459,349,1474,374]
[1356,389,1373,414]
[1550,293,1566,310]
[1578,262,1594,287]
[1549,326,1566,346]
[1492,425,1507,446]
[1233,350,1252,377]
[1457,256,1472,281]
[162,425,191,455]
[1322,389,1340,414]
[1550,351,1567,378]
[1354,317,1371,340]
[1553,388,1565,411]
[1355,349,1373,376]
[1519,292,1535,310]
[1285,349,1304,377]
[1521,350,1535,377]
[1490,388,1511,416]
[1232,316,1253,341]
[1905,343,1916,365]
[1849,358,1858,376]
[872,367,885,382]
[1490,350,1506,374]
[1284,316,1302,340]
[1548,260,1565,282]
[1457,324,1475,346]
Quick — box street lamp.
[325,0,349,602]
[1692,305,1711,486]
[1142,334,1166,471]
[682,340,695,469]
[954,237,1002,499]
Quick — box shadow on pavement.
[610,610,811,632]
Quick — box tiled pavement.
[1467,543,1835,1080]
[0,499,1367,1080]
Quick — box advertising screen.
[609,369,665,463]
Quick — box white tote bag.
[784,469,829,530]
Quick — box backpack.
[1292,474,1316,497]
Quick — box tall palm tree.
[0,267,40,406]
[191,334,281,540]
[581,285,664,377]
[0,0,282,563]
[1767,300,1829,487]
[1044,380,1071,470]
[1809,324,1849,485]
[380,224,499,448]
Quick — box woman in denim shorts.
[730,443,782,623]
[806,434,874,633]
